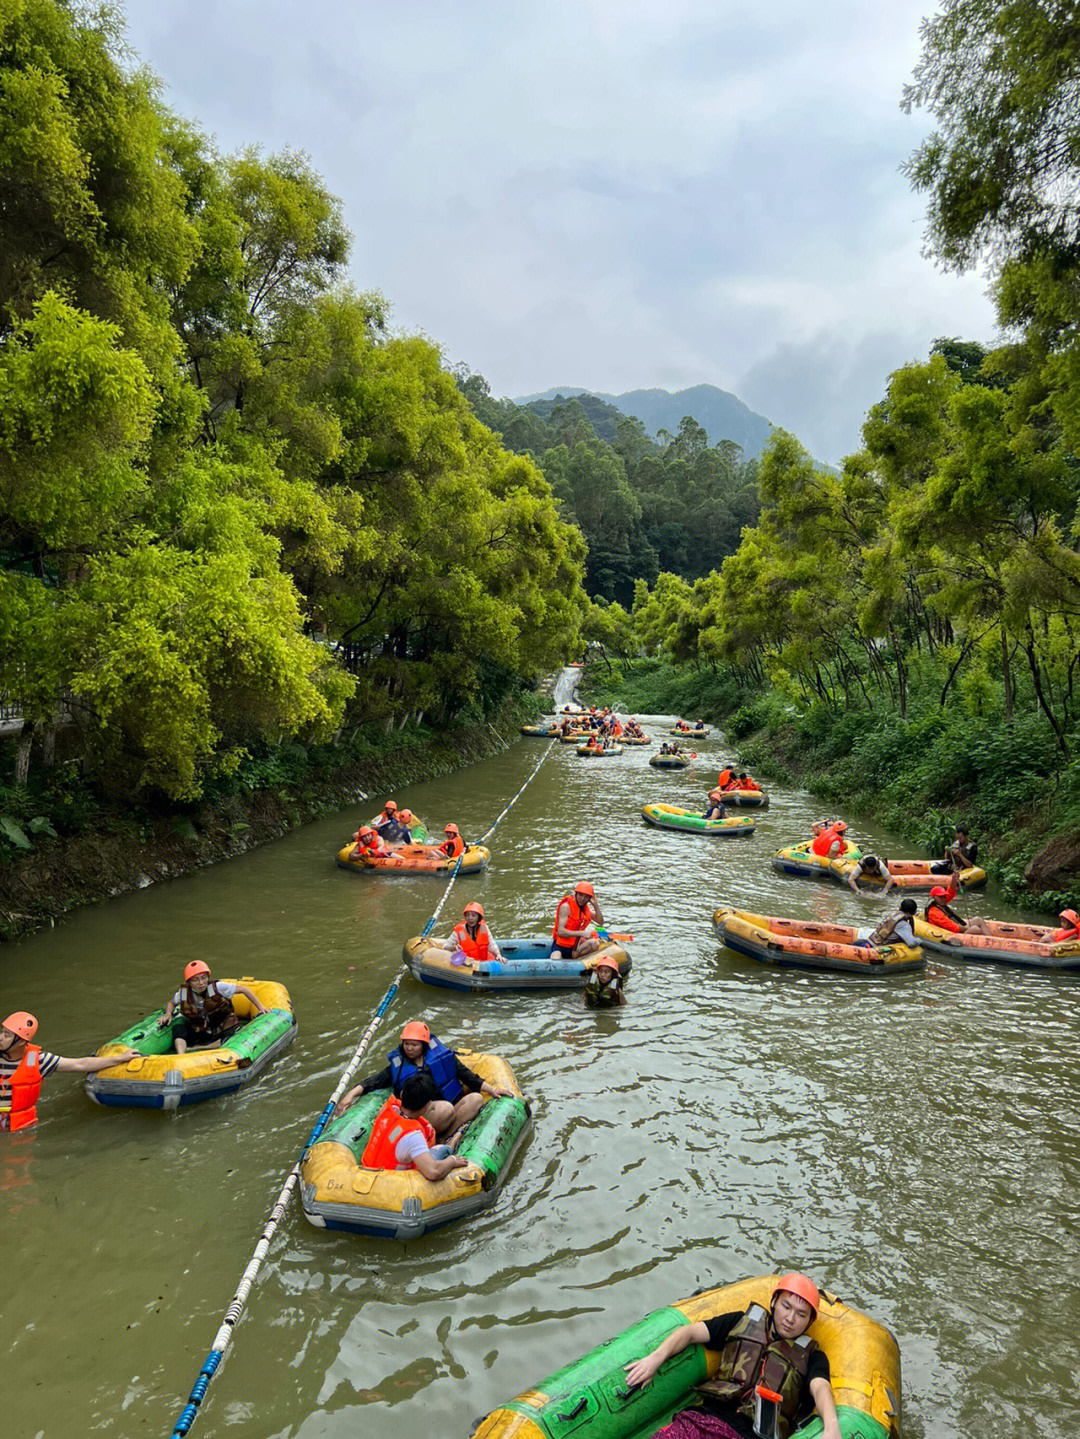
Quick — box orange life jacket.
[926,903,962,933]
[361,1096,437,1169]
[440,835,465,859]
[453,920,491,962]
[717,769,734,787]
[738,778,761,791]
[810,830,837,857]
[1051,923,1080,943]
[553,894,591,947]
[0,1044,44,1132]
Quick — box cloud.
[120,0,1000,457]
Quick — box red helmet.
[184,960,211,981]
[463,902,484,917]
[574,882,595,897]
[383,800,398,812]
[772,1272,820,1319]
[400,1021,431,1044]
[2,1011,38,1042]
[444,823,460,835]
[930,886,949,898]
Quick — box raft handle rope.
[168,737,557,1438]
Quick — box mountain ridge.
[513,383,775,458]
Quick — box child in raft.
[624,1272,841,1439]
[584,959,626,1007]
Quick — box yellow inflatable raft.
[336,843,490,875]
[301,1052,530,1240]
[472,1274,901,1439]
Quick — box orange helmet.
[463,902,484,917]
[400,1021,431,1044]
[184,960,211,981]
[772,1272,820,1319]
[444,823,460,835]
[574,881,595,897]
[2,1011,38,1042]
[399,809,414,823]
[356,826,375,839]
[833,821,848,832]
[383,800,398,812]
[1059,909,1080,925]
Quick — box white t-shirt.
[856,919,915,946]
[170,981,239,1009]
[393,1128,430,1166]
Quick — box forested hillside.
[580,1,1080,903]
[0,1,585,823]
[456,375,761,605]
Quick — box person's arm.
[56,1050,140,1073]
[846,869,861,893]
[624,1320,710,1388]
[234,984,268,1015]
[157,997,177,1029]
[412,1147,471,1181]
[333,1064,392,1115]
[588,900,605,927]
[455,1057,513,1099]
[809,1375,841,1439]
[616,985,627,1006]
[881,872,896,895]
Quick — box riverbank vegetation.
[0,2,584,856]
[580,3,1080,907]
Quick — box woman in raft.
[624,1272,840,1439]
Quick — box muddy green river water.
[2,712,1078,1438]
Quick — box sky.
[120,0,997,464]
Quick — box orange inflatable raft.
[336,842,490,875]
[713,908,924,975]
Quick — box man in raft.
[856,897,918,949]
[845,851,894,894]
[624,1271,841,1439]
[361,1074,474,1180]
[437,901,502,964]
[334,1021,512,1137]
[1,1012,139,1131]
[552,882,605,960]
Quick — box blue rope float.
[166,735,557,1437]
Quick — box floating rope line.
[167,736,557,1438]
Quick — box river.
[2,711,1077,1438]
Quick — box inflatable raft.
[669,726,710,736]
[620,735,652,745]
[650,753,690,769]
[576,743,624,757]
[642,803,755,838]
[913,916,1080,970]
[716,787,769,809]
[559,731,591,743]
[301,1053,531,1239]
[403,935,631,992]
[85,980,296,1109]
[471,1273,901,1439]
[772,841,863,877]
[520,723,557,737]
[337,842,490,875]
[830,857,986,891]
[713,909,924,975]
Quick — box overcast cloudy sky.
[122,0,996,463]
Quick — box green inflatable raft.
[641,803,755,837]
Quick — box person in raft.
[624,1272,841,1439]
[584,958,626,1007]
[810,821,849,858]
[361,1074,473,1179]
[855,897,918,949]
[1039,908,1080,945]
[438,901,503,964]
[438,822,466,859]
[376,804,413,845]
[552,882,604,959]
[703,789,728,821]
[1,1012,140,1132]
[158,961,268,1054]
[932,825,978,876]
[370,799,402,834]
[924,885,992,935]
[334,1021,512,1134]
[350,825,391,860]
[845,851,895,894]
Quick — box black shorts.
[174,1018,239,1048]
